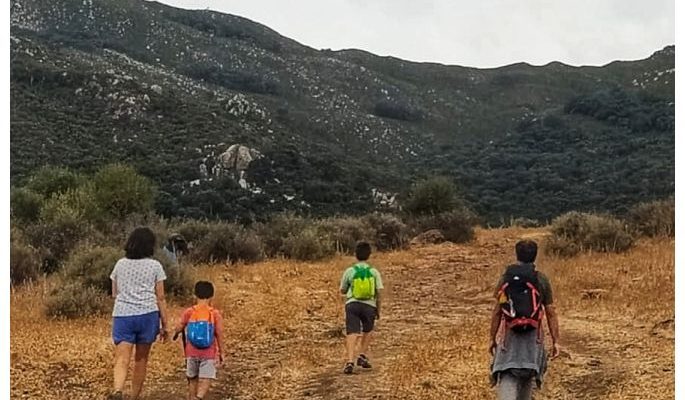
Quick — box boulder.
[218,144,262,172]
[410,229,445,246]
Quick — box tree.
[92,164,156,220]
[404,176,464,216]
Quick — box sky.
[156,0,674,68]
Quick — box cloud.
[156,0,674,67]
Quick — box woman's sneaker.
[343,362,354,374]
[357,354,372,369]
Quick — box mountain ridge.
[10,0,675,223]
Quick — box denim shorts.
[112,311,160,345]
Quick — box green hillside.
[10,0,675,223]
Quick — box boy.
[173,281,224,400]
[339,241,384,374]
[489,240,560,400]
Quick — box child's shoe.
[357,354,372,369]
[343,362,354,374]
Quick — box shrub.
[373,99,422,121]
[92,164,156,220]
[546,211,634,257]
[364,213,410,251]
[10,188,43,223]
[10,240,41,286]
[627,198,674,237]
[44,282,112,319]
[24,216,90,272]
[404,177,463,216]
[40,185,100,224]
[317,217,375,254]
[62,246,123,294]
[282,227,334,261]
[24,166,83,198]
[256,213,309,257]
[192,223,264,264]
[508,217,541,228]
[410,208,477,243]
[177,219,214,245]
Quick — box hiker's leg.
[516,377,534,400]
[187,378,198,400]
[346,334,361,363]
[131,343,152,399]
[113,342,134,392]
[497,373,518,400]
[196,378,211,399]
[358,304,376,358]
[359,331,373,355]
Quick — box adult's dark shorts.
[345,302,377,334]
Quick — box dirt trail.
[140,232,673,400]
[9,229,672,399]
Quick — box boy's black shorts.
[345,302,377,334]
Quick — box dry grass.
[10,228,674,399]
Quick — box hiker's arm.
[215,312,224,364]
[489,303,502,354]
[155,281,170,341]
[375,289,382,319]
[111,279,118,298]
[545,304,561,357]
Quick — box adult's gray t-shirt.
[110,258,166,317]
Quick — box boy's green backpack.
[351,263,376,300]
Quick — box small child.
[173,281,224,400]
[339,241,384,374]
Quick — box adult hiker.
[162,233,188,265]
[339,241,384,374]
[108,227,170,400]
[489,239,560,400]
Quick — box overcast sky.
[157,0,674,68]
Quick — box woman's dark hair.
[355,241,372,261]
[194,281,215,299]
[125,227,157,259]
[515,240,538,263]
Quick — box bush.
[192,223,264,264]
[373,99,422,121]
[62,246,123,294]
[317,217,375,254]
[40,185,100,224]
[10,188,43,223]
[10,240,41,286]
[177,219,214,246]
[627,198,674,237]
[92,164,156,220]
[546,211,634,257]
[24,166,83,198]
[24,216,90,272]
[410,208,477,243]
[364,213,410,251]
[404,177,463,216]
[256,213,309,257]
[44,282,112,319]
[282,227,334,261]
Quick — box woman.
[108,227,170,400]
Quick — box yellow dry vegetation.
[10,228,674,399]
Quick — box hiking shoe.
[357,354,372,369]
[343,362,354,374]
[107,391,123,400]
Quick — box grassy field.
[10,228,674,399]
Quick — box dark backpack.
[497,264,543,333]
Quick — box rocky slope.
[10,0,675,222]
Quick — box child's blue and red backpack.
[187,304,215,349]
